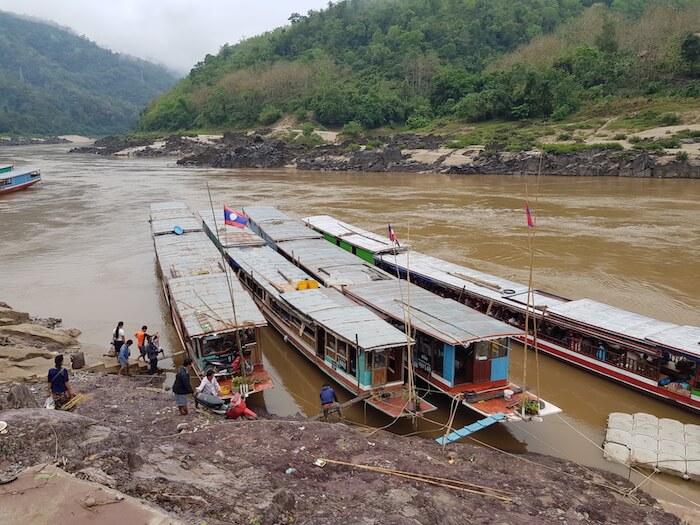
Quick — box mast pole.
[206,181,244,360]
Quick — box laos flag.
[224,206,248,229]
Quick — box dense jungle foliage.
[0,11,177,135]
[137,0,699,134]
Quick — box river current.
[1,144,699,508]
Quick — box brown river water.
[1,144,699,509]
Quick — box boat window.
[475,341,490,361]
[0,179,9,186]
[491,339,508,358]
[326,334,337,360]
[374,350,387,369]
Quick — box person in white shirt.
[196,369,221,397]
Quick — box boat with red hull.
[304,215,700,414]
[0,164,41,195]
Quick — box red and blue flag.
[525,202,535,228]
[224,206,248,229]
[388,224,399,246]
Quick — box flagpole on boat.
[206,181,244,364]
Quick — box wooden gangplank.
[308,393,371,422]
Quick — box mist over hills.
[0,10,178,136]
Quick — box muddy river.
[1,144,699,508]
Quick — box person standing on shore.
[134,325,150,361]
[173,358,194,415]
[146,333,161,375]
[47,354,74,409]
[112,321,125,357]
[118,339,133,376]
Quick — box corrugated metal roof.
[149,201,202,235]
[154,231,226,279]
[198,210,266,248]
[226,245,311,299]
[547,299,679,343]
[345,280,522,344]
[276,238,392,286]
[281,287,410,350]
[244,205,322,242]
[168,273,266,337]
[303,215,409,252]
[646,325,700,359]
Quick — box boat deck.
[367,392,437,417]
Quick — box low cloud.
[0,0,330,74]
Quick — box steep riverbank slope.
[0,373,681,525]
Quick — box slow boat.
[198,209,436,418]
[0,164,42,195]
[149,202,273,399]
[304,215,700,414]
[244,206,561,423]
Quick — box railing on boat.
[534,331,659,379]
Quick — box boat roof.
[154,231,225,279]
[646,325,700,359]
[0,164,13,170]
[149,203,203,235]
[168,273,266,337]
[303,215,409,253]
[244,205,322,242]
[345,280,522,345]
[280,287,411,351]
[379,251,566,309]
[226,245,313,299]
[546,298,689,348]
[276,238,392,287]
[199,210,267,248]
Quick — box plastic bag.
[44,396,55,409]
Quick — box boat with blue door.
[198,208,436,418]
[0,164,42,195]
[304,214,700,414]
[243,206,561,422]
[149,202,273,400]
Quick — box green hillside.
[0,11,178,136]
[137,0,698,135]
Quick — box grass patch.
[675,151,689,161]
[539,142,623,153]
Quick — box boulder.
[5,384,37,409]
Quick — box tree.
[595,17,618,53]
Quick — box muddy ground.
[0,372,679,525]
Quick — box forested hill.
[0,11,178,136]
[137,0,699,135]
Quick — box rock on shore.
[0,373,682,525]
[0,302,80,383]
[0,136,70,147]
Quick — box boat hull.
[0,177,41,195]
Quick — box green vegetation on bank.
[137,0,699,137]
[0,11,178,135]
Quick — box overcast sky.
[0,0,331,74]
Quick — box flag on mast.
[525,202,535,228]
[224,206,248,229]
[388,224,400,246]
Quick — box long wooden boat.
[0,164,41,195]
[149,202,273,399]
[198,209,436,418]
[304,215,700,414]
[244,206,560,421]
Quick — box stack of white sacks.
[603,412,700,481]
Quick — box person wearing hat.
[172,358,194,415]
[225,392,257,420]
